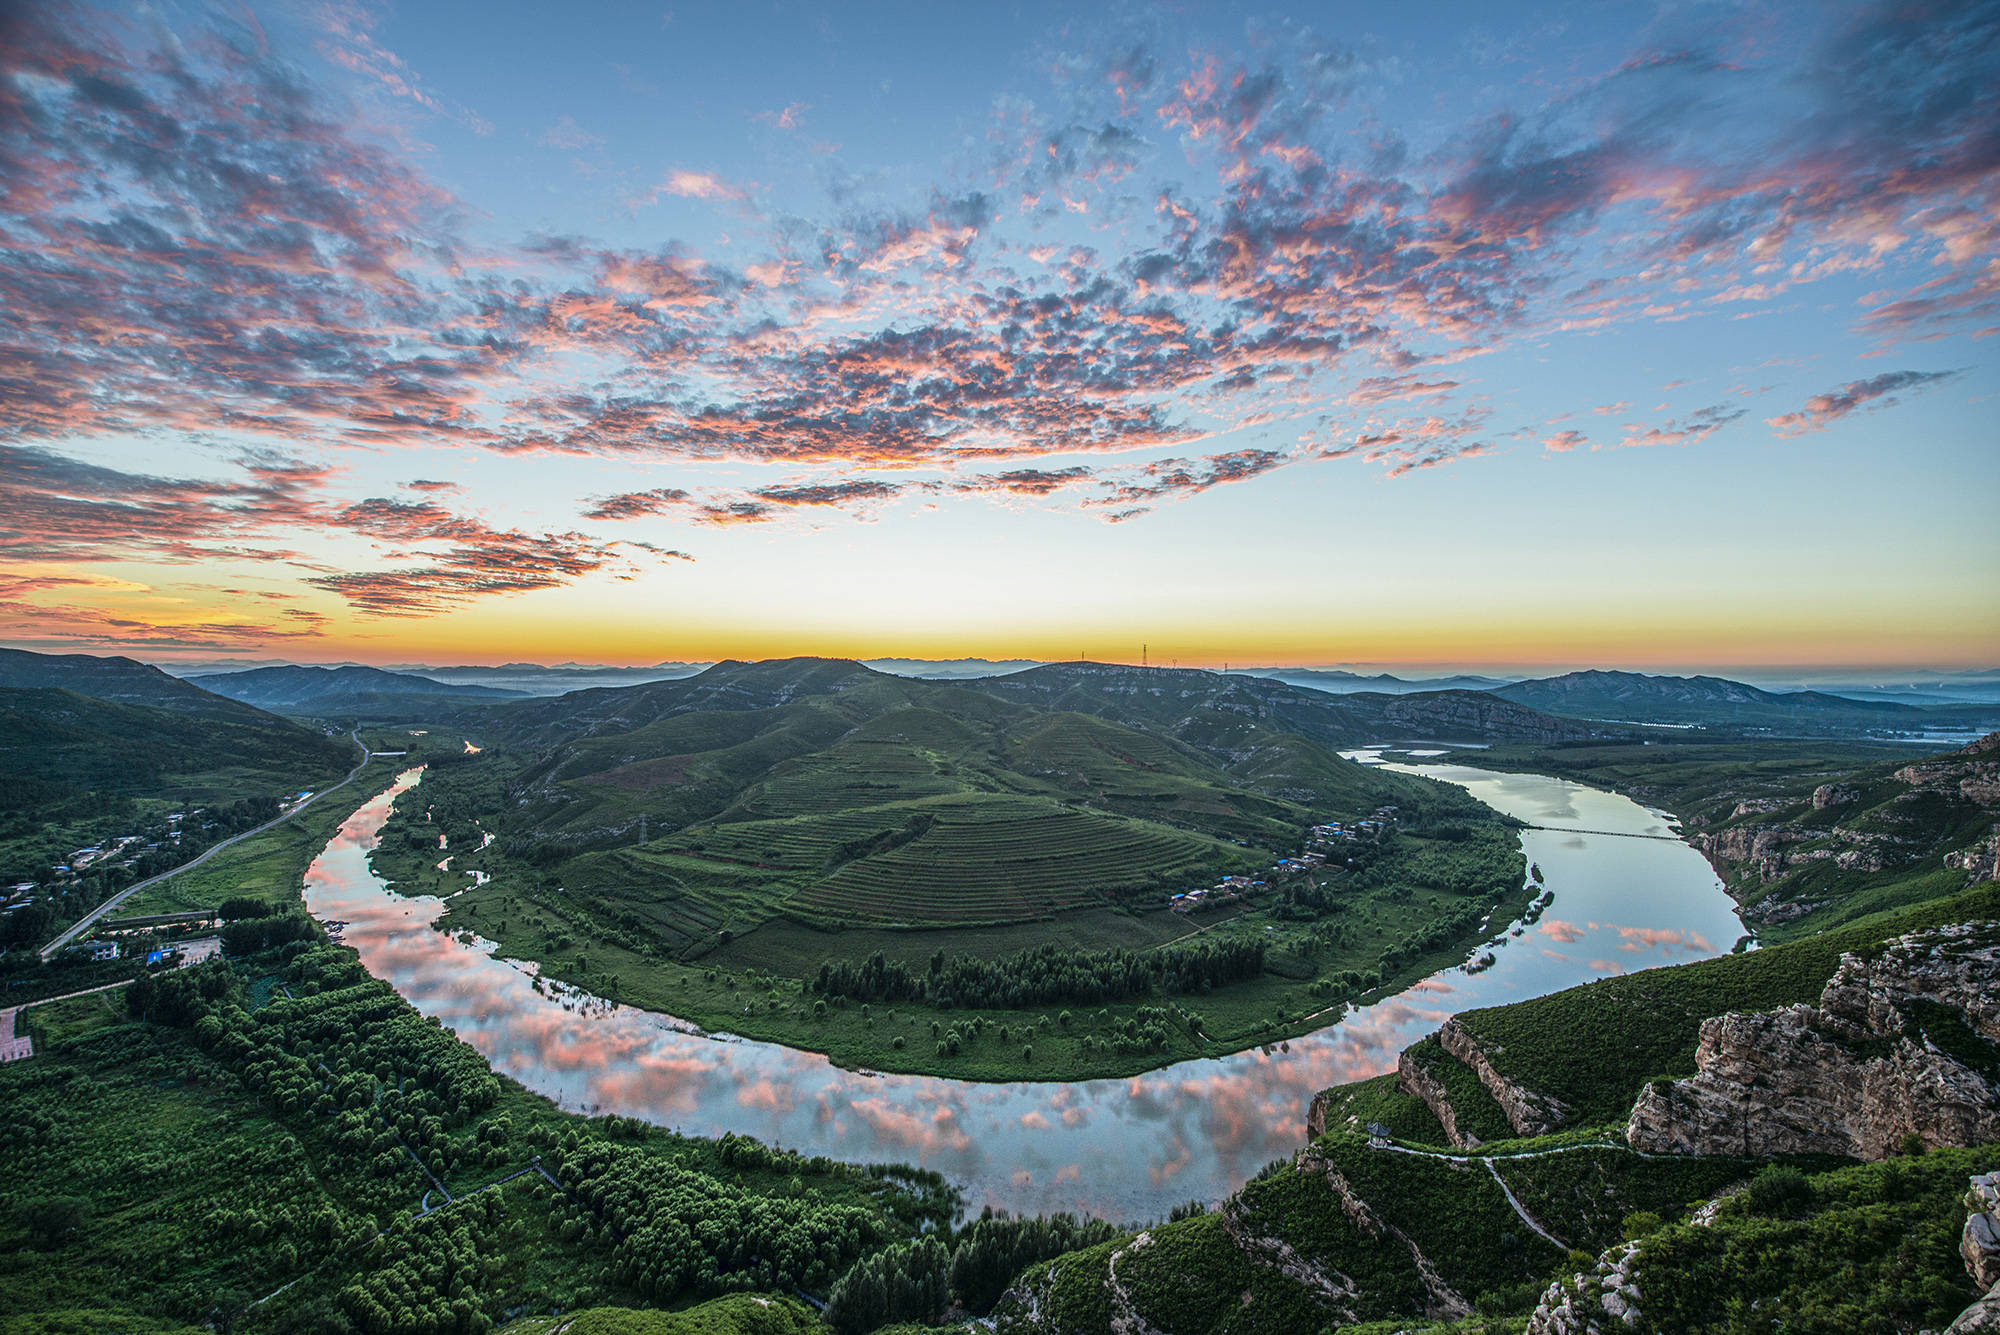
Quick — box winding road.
[39,732,374,961]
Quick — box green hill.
[0,647,274,721]
[375,658,1533,1080]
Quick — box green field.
[344,662,1532,1082]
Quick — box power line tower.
[638,813,647,846]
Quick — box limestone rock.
[1396,1045,1482,1150]
[1525,1241,1642,1334]
[1948,830,2000,884]
[1627,922,2000,1159]
[1948,1287,2000,1334]
[1967,1172,2000,1292]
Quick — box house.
[79,940,118,962]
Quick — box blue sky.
[0,0,1994,670]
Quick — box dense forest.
[810,938,1267,1009]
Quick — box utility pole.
[638,814,647,846]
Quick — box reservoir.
[303,756,1746,1221]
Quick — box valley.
[354,659,1540,1081]
[3,648,1998,1334]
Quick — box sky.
[1,0,1996,673]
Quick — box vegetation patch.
[1450,881,2000,1124]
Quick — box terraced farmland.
[788,796,1248,926]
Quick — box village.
[0,786,321,958]
[1168,804,1400,913]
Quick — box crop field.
[787,796,1249,926]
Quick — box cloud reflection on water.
[305,763,1745,1220]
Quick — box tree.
[19,1196,88,1246]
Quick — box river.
[301,756,1746,1222]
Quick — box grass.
[1402,1035,1515,1144]
[113,752,411,918]
[1616,1146,2000,1333]
[1310,1073,1449,1145]
[996,1130,1771,1334]
[1449,879,2000,1126]
[424,826,1531,1083]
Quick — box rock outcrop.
[1627,922,2000,1159]
[1949,1289,2000,1333]
[1967,1172,2000,1291]
[1949,830,2000,884]
[1396,1044,1482,1150]
[1812,783,1858,809]
[1524,1240,1643,1334]
[1440,1016,1571,1137]
[1949,1171,2000,1333]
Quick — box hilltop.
[1491,668,1999,737]
[0,646,273,722]
[191,663,526,714]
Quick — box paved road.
[40,732,373,960]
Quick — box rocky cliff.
[1440,1015,1571,1137]
[1396,1043,1481,1149]
[1626,922,2000,1159]
[1684,731,2000,928]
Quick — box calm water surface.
[303,757,1744,1221]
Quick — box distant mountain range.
[0,648,275,722]
[190,664,527,713]
[863,657,1047,679]
[34,646,2000,739]
[1226,667,1518,694]
[1491,669,2000,737]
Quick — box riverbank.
[374,810,1534,1086]
[303,760,1747,1221]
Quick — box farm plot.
[787,796,1247,926]
[725,739,970,819]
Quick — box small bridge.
[1521,824,1685,842]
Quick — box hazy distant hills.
[0,647,278,723]
[1490,669,2000,736]
[1227,666,1518,694]
[399,662,707,695]
[0,650,355,826]
[863,657,1046,679]
[973,661,1612,755]
[191,664,527,714]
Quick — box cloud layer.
[0,0,1992,625]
